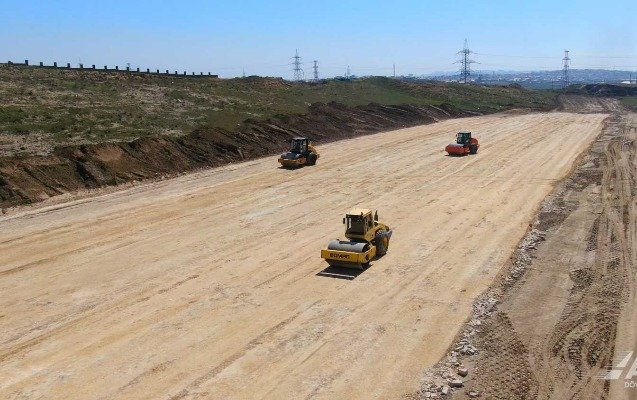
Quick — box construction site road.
[0,112,607,400]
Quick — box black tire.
[469,144,478,155]
[375,231,389,256]
[306,152,317,166]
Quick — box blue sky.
[1,0,635,78]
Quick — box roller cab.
[321,209,392,269]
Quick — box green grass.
[0,106,26,124]
[0,65,557,154]
[620,96,637,110]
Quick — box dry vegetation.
[0,65,556,156]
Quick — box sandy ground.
[0,112,607,400]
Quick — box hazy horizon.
[1,0,635,78]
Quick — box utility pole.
[292,49,303,82]
[242,68,246,78]
[346,65,351,79]
[456,39,476,83]
[312,60,319,81]
[393,63,396,78]
[562,50,570,88]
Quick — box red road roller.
[445,131,479,156]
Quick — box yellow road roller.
[321,209,392,269]
[278,137,319,168]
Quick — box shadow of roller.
[316,265,369,280]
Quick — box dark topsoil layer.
[569,83,637,97]
[0,101,471,209]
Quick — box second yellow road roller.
[278,137,319,168]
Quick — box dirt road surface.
[0,112,607,399]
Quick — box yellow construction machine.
[278,137,320,168]
[320,209,392,269]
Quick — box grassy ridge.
[0,65,556,155]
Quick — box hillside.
[0,65,556,157]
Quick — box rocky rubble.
[503,228,545,286]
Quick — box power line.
[474,52,636,60]
[474,52,558,59]
[471,62,637,70]
[292,49,303,81]
[572,54,636,59]
[572,64,637,68]
[456,39,476,83]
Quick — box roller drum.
[324,240,371,269]
[327,240,368,253]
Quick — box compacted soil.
[0,112,607,399]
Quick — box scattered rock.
[449,379,463,388]
[468,390,480,398]
[440,386,449,395]
[457,367,469,377]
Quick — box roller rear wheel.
[375,231,389,256]
[306,153,317,165]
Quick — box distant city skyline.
[1,0,635,78]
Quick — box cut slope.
[0,102,465,208]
